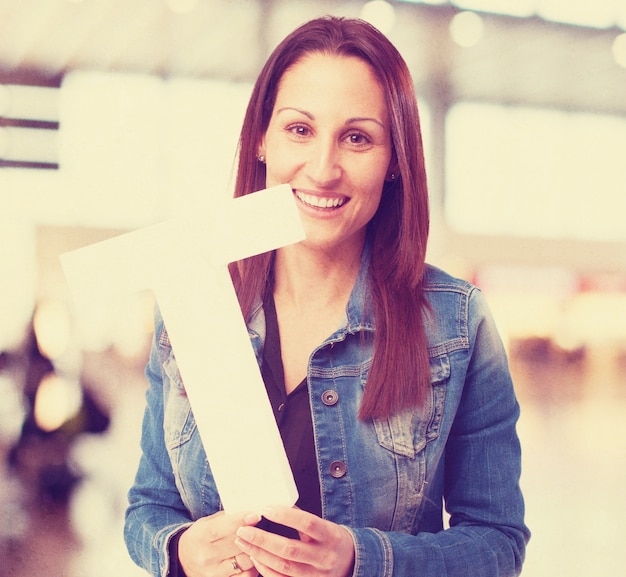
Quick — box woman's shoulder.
[422,263,476,296]
[421,264,495,354]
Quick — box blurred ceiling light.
[451,0,534,18]
[397,0,448,5]
[0,127,58,164]
[449,11,485,47]
[361,1,396,34]
[612,33,626,68]
[401,0,626,29]
[33,374,82,433]
[536,0,617,29]
[166,0,199,14]
[0,84,59,122]
[33,299,72,360]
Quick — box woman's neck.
[273,240,363,314]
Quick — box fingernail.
[237,526,253,539]
[244,512,261,524]
[261,506,276,518]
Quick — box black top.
[169,292,322,574]
[260,289,322,520]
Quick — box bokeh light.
[361,1,397,34]
[449,11,485,47]
[33,374,82,433]
[612,33,626,68]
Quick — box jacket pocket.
[373,353,450,458]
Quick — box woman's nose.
[307,138,341,186]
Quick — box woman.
[124,16,530,577]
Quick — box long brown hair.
[229,16,430,420]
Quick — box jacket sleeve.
[347,288,530,576]
[124,310,193,577]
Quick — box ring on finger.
[229,556,243,575]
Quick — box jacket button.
[329,460,347,478]
[321,390,339,406]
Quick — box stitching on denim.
[309,361,372,378]
[158,327,170,347]
[371,528,394,577]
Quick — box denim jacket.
[124,247,530,577]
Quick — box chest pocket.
[162,352,197,451]
[373,353,450,458]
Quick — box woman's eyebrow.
[276,107,385,129]
[345,116,386,129]
[276,106,314,119]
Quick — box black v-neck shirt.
[260,290,322,521]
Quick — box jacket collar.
[248,238,376,345]
[343,238,375,335]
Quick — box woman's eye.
[346,132,372,146]
[287,124,311,137]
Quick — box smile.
[295,190,347,209]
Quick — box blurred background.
[1,0,625,575]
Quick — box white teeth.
[296,191,346,209]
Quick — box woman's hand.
[234,506,355,577]
[178,511,262,577]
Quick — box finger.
[249,556,279,577]
[222,553,255,576]
[236,525,315,566]
[243,540,302,577]
[234,553,255,572]
[221,511,262,532]
[203,511,262,542]
[260,506,328,542]
[220,515,262,560]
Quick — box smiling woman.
[124,16,529,577]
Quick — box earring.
[258,154,265,163]
[390,172,396,181]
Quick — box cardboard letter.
[61,184,304,512]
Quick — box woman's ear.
[257,136,266,163]
[385,153,399,182]
[385,163,399,182]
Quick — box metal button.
[329,460,347,478]
[321,390,339,406]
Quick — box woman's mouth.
[294,190,348,209]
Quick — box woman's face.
[260,52,393,254]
